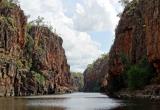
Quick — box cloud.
[19,0,105,72]
[72,0,119,32]
[18,0,121,72]
[109,0,123,14]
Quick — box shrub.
[127,65,153,90]
[0,16,16,32]
[107,74,127,92]
[0,0,18,8]
[35,73,45,85]
[108,53,154,92]
[126,57,154,90]
[16,60,23,69]
[25,34,34,54]
[32,71,45,85]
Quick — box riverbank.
[110,84,160,101]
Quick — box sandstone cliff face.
[109,0,146,76]
[0,2,71,96]
[108,0,160,93]
[0,2,27,96]
[83,55,108,92]
[28,26,71,94]
[143,0,160,74]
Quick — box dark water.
[0,92,160,110]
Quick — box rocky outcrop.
[27,26,71,94]
[107,0,160,95]
[0,2,27,96]
[0,2,71,96]
[83,54,108,92]
[109,0,146,77]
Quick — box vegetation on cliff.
[106,0,160,99]
[71,72,84,92]
[109,55,154,92]
[126,57,154,90]
[83,54,108,92]
[0,0,19,8]
[0,0,71,96]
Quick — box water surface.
[0,92,160,110]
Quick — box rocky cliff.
[0,1,71,96]
[107,0,160,96]
[27,26,71,94]
[109,0,146,77]
[83,54,108,92]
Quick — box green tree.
[28,16,45,26]
[35,16,44,26]
[127,57,154,90]
[127,65,150,90]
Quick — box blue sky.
[19,0,122,72]
[89,31,115,53]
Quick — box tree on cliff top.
[119,0,140,7]
[28,16,45,26]
[8,0,19,4]
[119,0,130,7]
[0,0,19,7]
[28,16,54,31]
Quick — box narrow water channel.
[0,92,160,110]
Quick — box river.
[0,92,160,110]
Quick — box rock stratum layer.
[0,2,71,96]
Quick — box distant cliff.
[0,1,71,96]
[83,54,108,92]
[71,72,84,92]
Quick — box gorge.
[1,0,160,110]
[1,0,160,109]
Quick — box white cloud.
[18,0,121,72]
[72,0,119,32]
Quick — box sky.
[18,0,123,72]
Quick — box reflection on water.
[0,92,160,110]
[26,93,122,110]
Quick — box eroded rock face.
[0,2,71,96]
[28,26,71,94]
[142,0,160,74]
[108,0,160,93]
[0,3,27,96]
[109,0,146,77]
[83,55,109,92]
